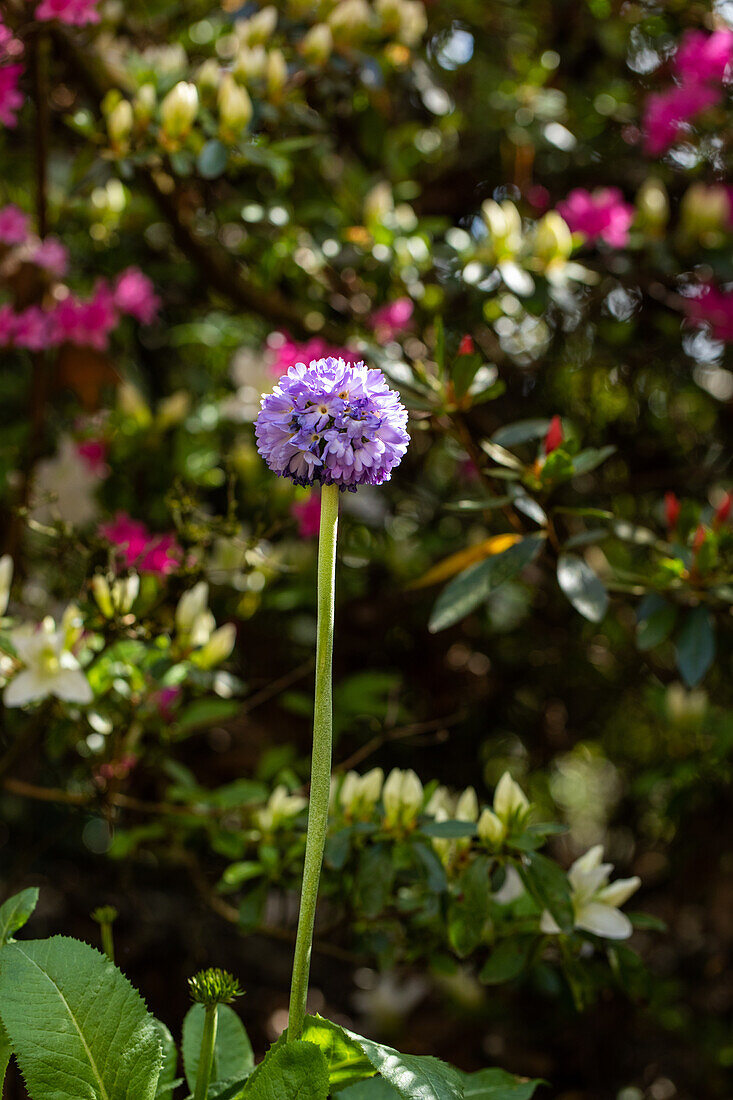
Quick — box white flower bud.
[360,766,384,806]
[481,199,523,261]
[301,23,333,65]
[91,574,113,618]
[636,177,669,233]
[133,83,157,127]
[233,45,268,84]
[157,390,191,429]
[328,0,372,44]
[455,786,479,823]
[375,0,402,34]
[396,0,426,46]
[160,81,199,143]
[107,99,133,152]
[176,581,209,635]
[0,554,13,617]
[266,48,288,98]
[383,767,423,827]
[493,771,530,829]
[533,211,572,267]
[236,5,277,47]
[477,807,505,848]
[339,771,360,811]
[680,182,731,242]
[196,58,222,105]
[218,73,253,140]
[193,622,236,668]
[112,573,139,614]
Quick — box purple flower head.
[255,357,409,490]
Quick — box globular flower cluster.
[255,357,409,490]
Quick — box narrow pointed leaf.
[557,553,609,623]
[0,887,39,946]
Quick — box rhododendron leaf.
[0,936,162,1100]
[413,533,522,589]
[198,139,228,179]
[570,445,615,475]
[421,819,477,838]
[636,594,676,652]
[557,553,609,622]
[0,886,38,945]
[479,937,534,985]
[491,420,552,447]
[676,607,715,687]
[519,852,574,932]
[448,855,491,957]
[182,1003,254,1091]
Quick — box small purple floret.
[255,357,409,490]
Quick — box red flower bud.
[544,415,563,455]
[714,492,732,529]
[692,524,707,555]
[458,335,474,356]
[664,491,680,533]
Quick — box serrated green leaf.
[183,1004,254,1091]
[244,1039,329,1100]
[340,1027,464,1100]
[153,1019,177,1098]
[301,1016,375,1090]
[429,535,545,633]
[676,607,715,687]
[0,887,39,946]
[336,1078,401,1100]
[0,1016,10,1092]
[557,553,609,623]
[0,936,162,1100]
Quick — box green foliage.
[182,1004,254,1092]
[0,887,39,946]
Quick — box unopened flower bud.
[157,390,191,429]
[160,81,199,143]
[266,49,288,98]
[192,622,236,668]
[481,199,523,262]
[236,5,277,47]
[664,491,680,533]
[396,0,426,46]
[106,99,133,152]
[383,767,423,827]
[375,0,402,34]
[493,771,530,829]
[544,415,563,456]
[218,73,253,140]
[328,0,372,44]
[112,573,139,614]
[92,574,114,618]
[666,682,707,727]
[133,83,157,127]
[301,23,333,65]
[680,182,731,244]
[455,786,478,822]
[233,45,268,84]
[0,554,13,617]
[533,211,573,267]
[176,581,209,635]
[364,180,393,225]
[477,807,505,847]
[196,58,222,105]
[636,177,669,234]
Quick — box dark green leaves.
[479,937,534,985]
[0,887,38,946]
[448,856,491,957]
[636,595,676,652]
[182,1004,253,1092]
[676,607,715,687]
[197,140,229,179]
[518,852,573,933]
[340,1027,464,1100]
[0,936,162,1100]
[556,553,609,623]
[429,535,545,633]
[461,1067,542,1099]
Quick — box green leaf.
[301,1016,375,1090]
[449,856,491,957]
[628,912,667,932]
[183,1004,254,1091]
[570,445,615,476]
[491,420,550,447]
[479,937,534,984]
[518,852,573,932]
[243,1039,329,1100]
[0,936,162,1100]
[0,1016,11,1093]
[429,535,545,633]
[207,1078,256,1099]
[336,1078,401,1100]
[420,820,477,839]
[452,352,483,399]
[676,607,715,687]
[556,553,609,623]
[636,595,676,652]
[355,845,395,919]
[153,1019,177,1098]
[0,886,39,946]
[198,139,229,179]
[176,699,241,736]
[461,1067,542,1099]
[340,1027,464,1100]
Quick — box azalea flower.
[382,767,423,828]
[539,845,640,940]
[255,784,308,831]
[291,493,321,538]
[556,188,634,248]
[642,83,720,156]
[0,64,23,128]
[4,617,93,707]
[368,297,414,343]
[35,0,100,26]
[0,203,29,244]
[477,771,531,847]
[113,267,161,324]
[32,435,106,525]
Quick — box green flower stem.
[193,1004,218,1100]
[287,481,339,1042]
[100,923,115,964]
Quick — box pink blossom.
[113,267,160,324]
[675,29,733,86]
[0,23,23,63]
[35,0,100,25]
[154,685,182,721]
[291,493,321,538]
[32,236,69,277]
[0,64,23,127]
[556,187,635,248]
[267,332,360,377]
[76,439,108,476]
[369,297,414,343]
[53,284,117,350]
[99,512,182,576]
[643,83,720,155]
[684,283,733,342]
[13,306,54,351]
[0,203,28,245]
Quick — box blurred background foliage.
[1,0,733,1097]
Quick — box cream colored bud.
[680,182,731,241]
[117,381,152,425]
[196,59,222,105]
[425,785,453,818]
[383,767,423,826]
[339,771,360,811]
[533,211,573,266]
[237,5,277,46]
[133,84,157,126]
[266,49,288,98]
[360,766,384,806]
[636,177,669,233]
[61,603,83,650]
[218,73,253,139]
[112,573,139,614]
[193,622,236,668]
[176,581,209,635]
[375,0,402,34]
[481,199,523,261]
[493,771,530,828]
[233,45,268,84]
[160,81,199,142]
[301,23,333,65]
[328,0,372,43]
[477,807,505,848]
[91,574,113,619]
[455,786,479,823]
[397,0,427,46]
[0,554,12,617]
[107,99,133,152]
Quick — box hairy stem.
[287,482,339,1041]
[193,1004,218,1100]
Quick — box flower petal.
[52,669,93,704]
[575,902,632,940]
[597,876,641,908]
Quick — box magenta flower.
[369,297,414,343]
[32,236,69,277]
[13,306,54,351]
[99,513,182,576]
[0,64,23,128]
[53,284,117,350]
[556,188,635,248]
[114,267,161,324]
[267,333,360,377]
[154,685,182,721]
[77,439,109,477]
[0,204,29,245]
[35,0,100,25]
[684,283,733,342]
[291,493,322,537]
[256,357,409,489]
[675,28,733,86]
[642,82,721,155]
[0,22,23,63]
